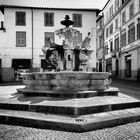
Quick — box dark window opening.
[16,12,26,26]
[128,23,135,44]
[12,59,31,69]
[137,18,140,39]
[44,13,54,26]
[73,14,82,27]
[125,56,131,77]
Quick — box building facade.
[102,0,140,80]
[0,0,100,81]
[96,15,104,72]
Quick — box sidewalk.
[111,77,140,90]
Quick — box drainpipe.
[31,8,34,71]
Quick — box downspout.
[31,8,34,71]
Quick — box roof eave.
[0,4,101,14]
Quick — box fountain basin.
[18,72,111,93]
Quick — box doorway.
[115,59,119,76]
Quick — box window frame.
[106,28,109,38]
[137,18,140,39]
[73,14,82,27]
[115,18,118,29]
[121,29,126,47]
[44,12,54,26]
[105,44,109,54]
[115,0,119,11]
[109,40,113,52]
[16,31,26,47]
[16,11,26,26]
[128,23,135,44]
[129,3,134,19]
[122,11,126,25]
[114,36,119,52]
[109,23,113,35]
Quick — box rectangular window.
[115,0,119,11]
[129,3,134,19]
[110,40,113,52]
[106,28,108,38]
[45,32,54,44]
[121,30,126,47]
[137,18,140,39]
[110,23,113,35]
[106,11,109,21]
[115,18,118,29]
[73,14,82,27]
[111,5,113,16]
[109,7,112,18]
[105,45,109,54]
[99,35,104,49]
[16,32,26,47]
[122,11,126,24]
[16,12,26,26]
[44,13,54,26]
[128,23,135,44]
[114,37,119,51]
[109,5,113,18]
[122,0,126,5]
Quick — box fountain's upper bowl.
[21,72,111,91]
[22,71,110,80]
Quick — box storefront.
[106,58,112,73]
[12,59,31,80]
[125,55,131,77]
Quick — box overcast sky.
[0,0,108,10]
[61,0,108,10]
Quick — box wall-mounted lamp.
[0,21,6,32]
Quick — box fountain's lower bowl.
[18,72,111,94]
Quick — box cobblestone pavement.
[0,81,140,139]
[0,122,140,140]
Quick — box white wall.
[1,8,97,69]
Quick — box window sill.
[16,45,26,47]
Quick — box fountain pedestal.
[16,15,121,132]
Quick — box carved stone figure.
[81,32,91,50]
[42,37,59,70]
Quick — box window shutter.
[16,32,26,47]
[16,12,25,25]
[45,13,54,26]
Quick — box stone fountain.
[18,15,112,97]
[17,15,120,132]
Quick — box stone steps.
[0,95,140,116]
[17,87,119,98]
[1,88,140,132]
[0,107,140,132]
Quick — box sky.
[0,0,108,10]
[59,0,108,10]
[0,0,108,20]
